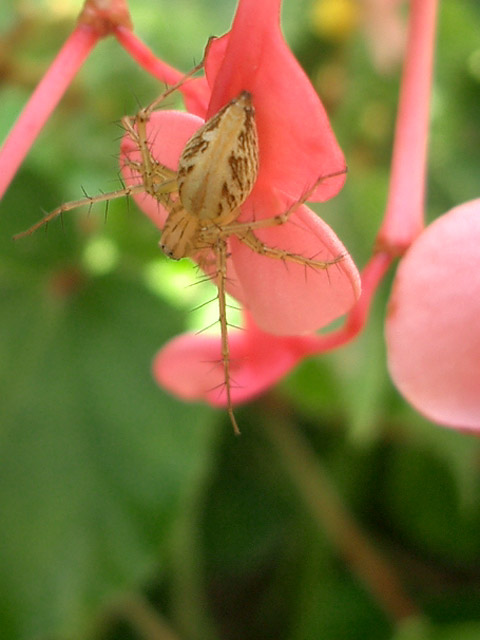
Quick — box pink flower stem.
[114,25,185,85]
[114,26,210,115]
[343,252,393,335]
[303,0,439,354]
[0,24,100,200]
[300,252,393,355]
[376,0,439,254]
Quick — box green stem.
[96,593,182,640]
[262,408,421,623]
[115,594,183,640]
[168,424,221,640]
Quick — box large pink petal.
[231,188,361,335]
[204,0,346,202]
[153,318,311,407]
[386,199,480,431]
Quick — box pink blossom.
[386,200,480,431]
[376,0,479,432]
[379,0,480,432]
[154,312,318,406]
[9,0,475,432]
[121,0,361,406]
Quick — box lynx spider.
[15,65,345,434]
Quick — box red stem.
[300,252,393,355]
[376,0,439,254]
[300,0,439,354]
[115,25,186,85]
[0,25,100,200]
[114,26,210,116]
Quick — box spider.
[15,69,345,434]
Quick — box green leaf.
[0,273,216,639]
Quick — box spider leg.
[214,237,241,435]
[232,228,344,270]
[121,112,178,206]
[226,168,348,235]
[140,59,204,118]
[125,58,204,187]
[14,184,146,240]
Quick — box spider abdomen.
[177,91,259,226]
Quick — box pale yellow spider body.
[159,91,259,260]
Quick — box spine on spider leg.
[274,167,349,227]
[233,228,344,270]
[13,184,146,240]
[215,238,241,436]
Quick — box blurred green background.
[1,1,480,639]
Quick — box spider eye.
[159,242,175,259]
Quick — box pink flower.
[386,200,480,431]
[374,0,479,432]
[120,0,360,407]
[376,0,480,432]
[154,312,319,407]
[9,0,474,433]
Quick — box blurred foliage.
[1,1,480,639]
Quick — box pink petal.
[231,187,361,334]
[204,0,346,202]
[153,317,310,407]
[386,199,480,431]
